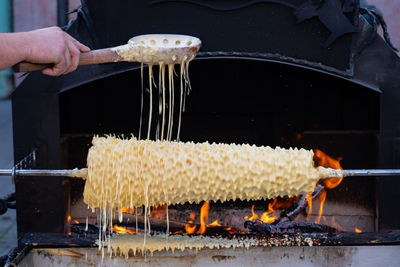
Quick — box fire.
[355,228,362,233]
[196,202,209,234]
[149,204,167,220]
[244,203,276,224]
[185,213,197,234]
[244,204,259,221]
[73,220,79,224]
[208,220,221,227]
[112,224,136,234]
[315,190,326,224]
[185,221,197,234]
[121,207,133,214]
[67,215,71,222]
[310,149,344,227]
[314,149,343,189]
[183,202,222,234]
[243,149,344,231]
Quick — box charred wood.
[114,215,240,236]
[274,184,324,224]
[71,223,100,235]
[245,220,337,235]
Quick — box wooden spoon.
[13,34,201,72]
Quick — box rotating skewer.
[331,169,400,177]
[0,169,88,178]
[0,168,400,178]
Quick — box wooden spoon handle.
[13,47,123,73]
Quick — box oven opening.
[60,59,380,244]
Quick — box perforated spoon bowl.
[13,34,202,72]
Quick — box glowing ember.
[207,220,221,227]
[355,228,362,233]
[121,207,134,214]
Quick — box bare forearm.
[0,27,90,76]
[0,32,29,70]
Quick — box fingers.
[70,36,91,53]
[59,35,90,74]
[63,46,72,74]
[42,53,68,76]
[65,39,80,74]
[42,38,89,76]
[37,27,90,76]
[42,45,71,76]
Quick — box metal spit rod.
[0,168,400,178]
[0,169,86,178]
[339,169,400,177]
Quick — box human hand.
[23,26,90,76]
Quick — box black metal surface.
[85,0,358,75]
[351,20,400,231]
[12,91,65,237]
[2,245,31,267]
[57,0,69,27]
[20,233,97,248]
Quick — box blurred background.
[0,0,398,256]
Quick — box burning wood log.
[112,215,238,236]
[274,184,325,224]
[244,220,337,235]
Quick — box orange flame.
[185,220,197,234]
[117,207,134,214]
[73,220,79,224]
[315,190,327,224]
[244,203,276,224]
[67,216,71,222]
[355,228,362,233]
[184,202,222,234]
[112,224,136,234]
[207,220,221,227]
[314,149,343,189]
[185,213,197,234]
[244,204,259,221]
[313,149,344,228]
[196,202,209,234]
